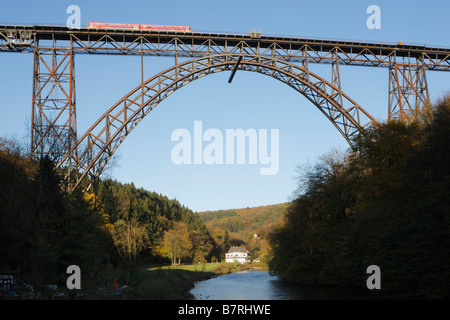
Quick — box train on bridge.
[87,22,193,32]
[87,22,263,38]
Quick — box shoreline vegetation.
[133,262,266,300]
[87,262,267,300]
[269,95,450,299]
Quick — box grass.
[156,262,221,273]
[118,262,265,299]
[67,262,266,299]
[131,268,215,299]
[10,262,266,300]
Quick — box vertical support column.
[31,39,77,176]
[141,37,145,106]
[174,38,178,78]
[301,46,309,92]
[388,55,430,122]
[331,49,344,116]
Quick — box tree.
[189,229,213,263]
[28,156,67,288]
[162,222,192,265]
[269,95,450,298]
[112,218,150,277]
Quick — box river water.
[190,270,371,300]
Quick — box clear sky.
[1,0,449,212]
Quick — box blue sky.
[1,0,449,212]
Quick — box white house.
[225,246,250,263]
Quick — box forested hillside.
[0,144,216,292]
[269,95,450,299]
[199,203,287,264]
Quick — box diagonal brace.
[228,55,243,83]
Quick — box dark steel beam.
[228,55,242,83]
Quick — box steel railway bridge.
[1,24,449,190]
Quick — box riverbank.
[107,262,266,300]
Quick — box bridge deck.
[1,24,449,70]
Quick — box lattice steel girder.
[1,25,450,71]
[31,44,77,165]
[55,54,375,191]
[388,56,430,122]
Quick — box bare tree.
[112,218,149,278]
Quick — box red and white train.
[87,22,192,32]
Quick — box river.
[190,270,371,300]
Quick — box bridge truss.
[1,24,449,190]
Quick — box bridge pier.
[31,39,77,184]
[388,56,430,122]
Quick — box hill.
[197,203,288,263]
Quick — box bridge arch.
[57,54,375,190]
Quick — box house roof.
[227,246,249,253]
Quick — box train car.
[87,22,140,30]
[141,24,192,32]
[87,22,192,32]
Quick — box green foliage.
[198,204,287,263]
[0,152,110,292]
[269,95,450,299]
[199,210,238,222]
[0,145,216,295]
[94,179,216,265]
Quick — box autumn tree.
[112,218,150,277]
[269,95,450,299]
[162,222,192,265]
[189,229,213,263]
